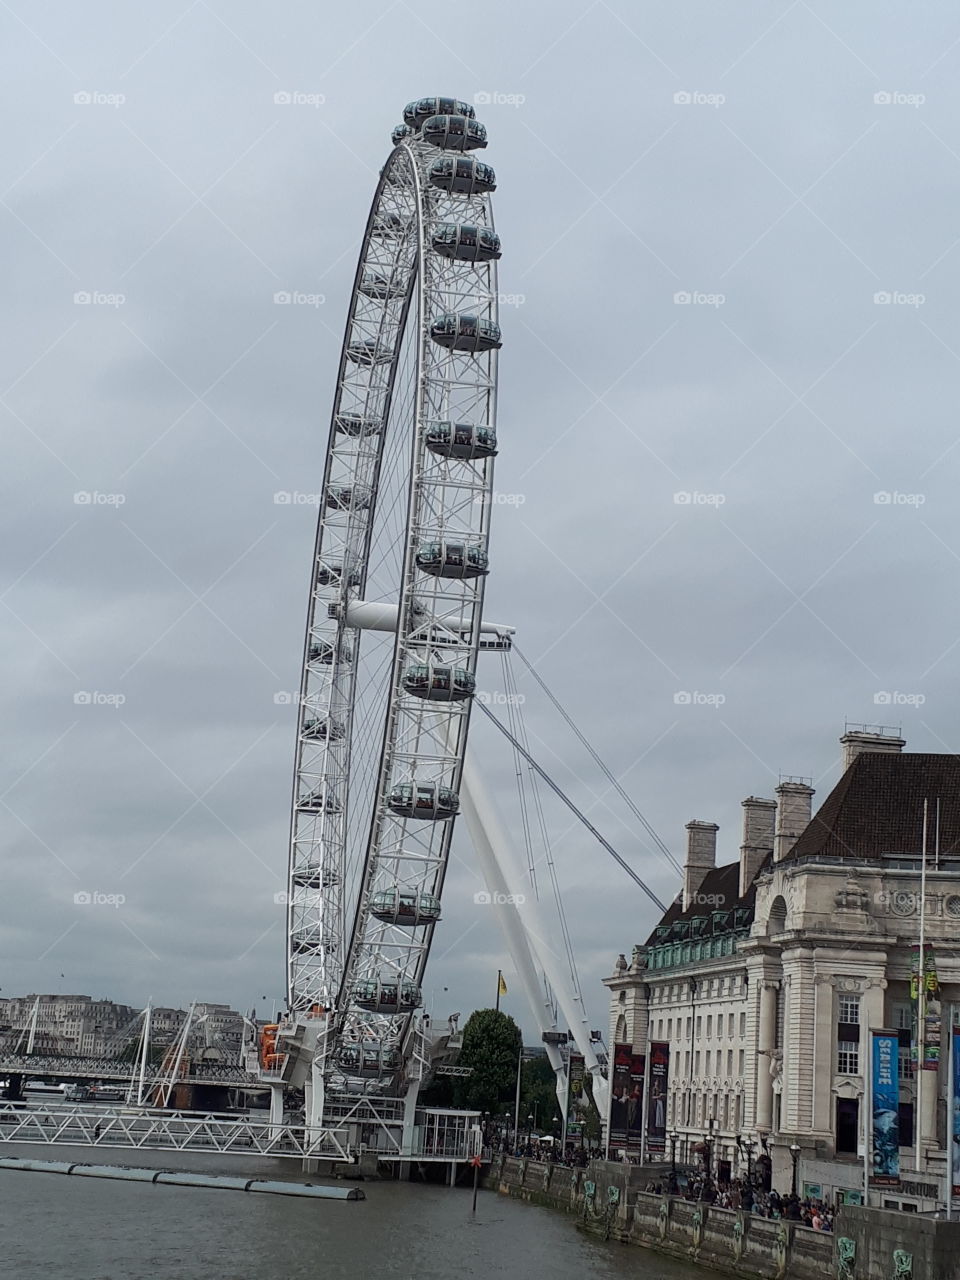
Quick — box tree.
[453,1008,522,1114]
[520,1053,560,1135]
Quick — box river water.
[0,1145,713,1280]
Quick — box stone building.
[605,727,960,1211]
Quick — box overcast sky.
[3,0,960,1039]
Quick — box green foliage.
[520,1053,560,1134]
[452,1008,522,1113]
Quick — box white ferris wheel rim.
[285,104,501,1089]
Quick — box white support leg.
[461,750,608,1114]
[459,753,564,1083]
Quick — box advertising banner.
[646,1041,670,1153]
[609,1043,632,1148]
[569,1053,585,1100]
[627,1053,646,1149]
[870,1029,900,1186]
[952,1030,960,1199]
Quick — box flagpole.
[496,970,502,1013]
[916,799,928,1174]
[946,1006,954,1220]
[870,1029,875,1208]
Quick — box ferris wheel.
[285,97,506,1092]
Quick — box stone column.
[756,982,778,1132]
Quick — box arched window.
[768,895,787,936]
[615,1014,627,1042]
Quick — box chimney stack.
[739,796,777,896]
[774,779,815,862]
[683,820,719,910]
[840,725,905,773]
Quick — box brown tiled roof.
[786,751,960,861]
[644,861,754,945]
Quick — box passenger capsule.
[416,539,489,579]
[291,864,340,889]
[402,662,475,702]
[291,929,337,956]
[299,788,342,813]
[358,270,405,301]
[352,977,422,1014]
[428,155,496,196]
[326,484,371,511]
[388,781,459,821]
[336,1042,401,1078]
[431,313,502,354]
[369,887,442,925]
[421,114,487,152]
[425,420,497,460]
[302,717,345,741]
[316,561,362,588]
[336,413,383,438]
[391,123,412,146]
[403,97,475,130]
[346,340,394,365]
[309,639,354,664]
[431,223,501,263]
[371,211,407,238]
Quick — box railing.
[0,1103,351,1161]
[0,1054,261,1087]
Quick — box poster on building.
[569,1053,585,1100]
[646,1041,670,1153]
[923,951,941,1071]
[870,1029,900,1186]
[609,1043,632,1148]
[952,1030,960,1199]
[626,1053,646,1149]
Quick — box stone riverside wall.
[485,1156,955,1280]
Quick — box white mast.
[916,799,928,1174]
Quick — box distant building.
[0,994,246,1062]
[605,728,960,1212]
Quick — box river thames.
[0,1146,714,1280]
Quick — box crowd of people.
[643,1176,835,1230]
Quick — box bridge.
[0,1053,262,1090]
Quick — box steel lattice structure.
[285,98,502,1097]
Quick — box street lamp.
[703,1129,714,1193]
[668,1130,679,1194]
[737,1135,756,1190]
[789,1143,801,1198]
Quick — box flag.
[498,973,508,997]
